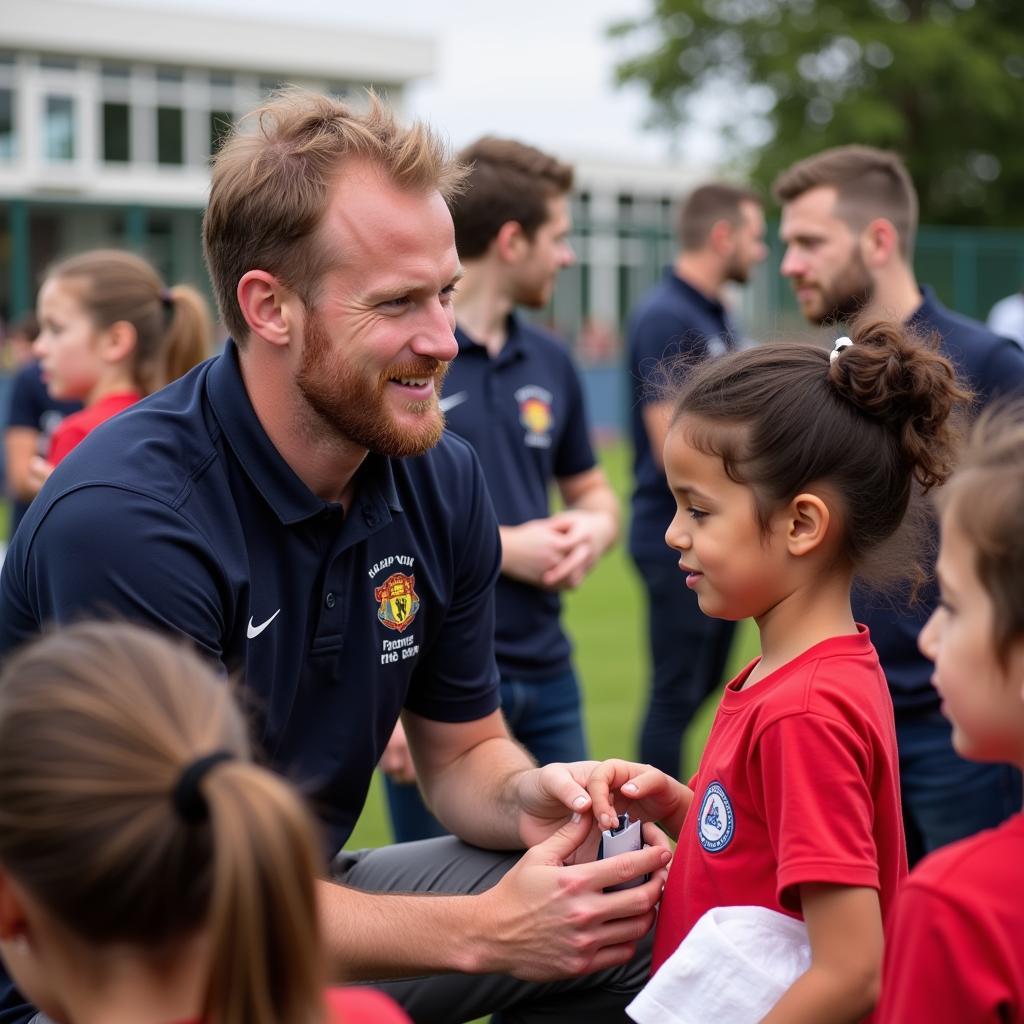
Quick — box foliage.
[610,0,1024,226]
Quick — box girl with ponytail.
[0,622,408,1024]
[586,322,971,1022]
[28,249,213,489]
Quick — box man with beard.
[625,183,766,779]
[774,144,1024,865]
[0,91,668,1024]
[380,137,619,842]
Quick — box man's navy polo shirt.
[0,342,502,852]
[442,314,596,680]
[626,269,735,563]
[853,285,1024,715]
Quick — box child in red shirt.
[30,248,212,479]
[876,410,1024,1023]
[589,322,970,1022]
[0,622,409,1024]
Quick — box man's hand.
[472,812,672,980]
[25,455,54,496]
[586,759,693,841]
[499,518,576,588]
[378,719,417,784]
[540,509,616,590]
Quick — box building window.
[44,95,75,161]
[157,106,184,165]
[209,109,233,157]
[103,102,130,162]
[0,88,15,160]
[156,66,183,84]
[102,61,132,79]
[40,54,77,71]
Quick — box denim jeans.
[385,669,588,843]
[634,556,736,779]
[897,708,1023,865]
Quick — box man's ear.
[707,218,734,256]
[236,270,296,348]
[784,492,831,557]
[494,220,529,263]
[861,217,901,269]
[0,869,28,941]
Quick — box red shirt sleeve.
[878,878,1018,1022]
[47,417,88,465]
[324,987,411,1023]
[752,712,880,912]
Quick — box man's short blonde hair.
[202,89,466,343]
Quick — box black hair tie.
[172,750,234,823]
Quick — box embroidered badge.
[514,385,554,449]
[697,780,735,853]
[374,572,420,633]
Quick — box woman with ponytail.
[0,622,408,1024]
[27,249,213,491]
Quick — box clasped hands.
[473,759,692,981]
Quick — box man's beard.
[805,249,874,326]
[295,307,448,458]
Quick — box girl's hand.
[586,759,693,841]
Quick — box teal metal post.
[9,199,30,318]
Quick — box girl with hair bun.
[29,249,213,489]
[587,322,971,1022]
[877,407,1024,1023]
[0,621,408,1024]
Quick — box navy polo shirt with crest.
[442,314,596,680]
[0,342,502,854]
[626,268,736,563]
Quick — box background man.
[0,90,667,1024]
[774,144,1024,865]
[625,183,766,778]
[381,137,619,842]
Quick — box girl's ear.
[784,492,830,557]
[98,319,138,365]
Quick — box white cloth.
[627,905,811,1024]
[987,292,1024,347]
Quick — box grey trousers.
[332,836,652,1024]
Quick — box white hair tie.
[829,337,853,364]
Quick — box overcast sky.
[98,0,721,167]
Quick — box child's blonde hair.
[0,622,327,1024]
[940,405,1024,666]
[44,249,212,394]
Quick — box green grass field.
[347,441,759,850]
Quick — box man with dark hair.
[381,136,618,841]
[0,91,666,1024]
[774,143,1024,865]
[626,182,766,779]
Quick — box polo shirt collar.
[908,284,942,327]
[455,313,527,366]
[665,267,728,321]
[206,341,401,526]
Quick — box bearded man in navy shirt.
[775,144,1024,865]
[0,90,667,1024]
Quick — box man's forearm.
[422,734,536,849]
[319,881,491,980]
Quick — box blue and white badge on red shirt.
[698,780,735,853]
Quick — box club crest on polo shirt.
[514,385,553,449]
[697,780,735,852]
[368,555,422,664]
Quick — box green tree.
[611,0,1024,226]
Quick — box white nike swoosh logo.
[247,609,280,639]
[438,391,469,413]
